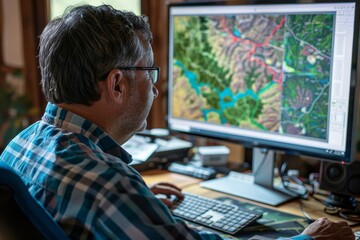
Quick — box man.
[0,4,355,240]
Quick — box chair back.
[0,161,68,240]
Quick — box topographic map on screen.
[171,13,335,141]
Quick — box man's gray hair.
[39,4,152,105]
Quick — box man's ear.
[106,69,128,103]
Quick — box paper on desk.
[122,135,159,162]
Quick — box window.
[50,0,141,19]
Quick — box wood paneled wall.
[20,0,47,121]
[141,0,183,129]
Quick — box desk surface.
[141,169,360,234]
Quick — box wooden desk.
[141,169,360,232]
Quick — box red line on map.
[277,72,283,90]
[221,16,286,89]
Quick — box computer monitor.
[167,1,360,205]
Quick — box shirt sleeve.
[290,235,313,240]
[93,172,223,240]
[278,235,313,240]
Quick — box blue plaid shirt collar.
[41,102,132,164]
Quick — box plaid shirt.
[0,103,221,240]
[0,103,312,240]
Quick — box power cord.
[298,200,315,224]
[279,159,308,199]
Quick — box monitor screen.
[167,0,359,164]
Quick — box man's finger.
[151,184,184,199]
[155,182,182,191]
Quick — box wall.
[2,0,24,94]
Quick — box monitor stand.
[200,147,298,206]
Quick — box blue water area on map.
[233,29,241,37]
[174,60,265,123]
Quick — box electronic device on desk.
[197,146,230,167]
[167,162,217,180]
[167,0,360,206]
[171,192,262,235]
[136,128,172,142]
[124,133,193,171]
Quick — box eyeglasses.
[118,66,160,84]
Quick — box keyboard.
[171,193,262,235]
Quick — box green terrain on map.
[171,12,334,140]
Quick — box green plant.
[0,82,34,150]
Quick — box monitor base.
[200,172,298,206]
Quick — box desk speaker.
[319,161,360,196]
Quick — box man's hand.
[150,182,184,207]
[301,217,354,240]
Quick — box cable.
[279,159,308,198]
[298,199,315,224]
